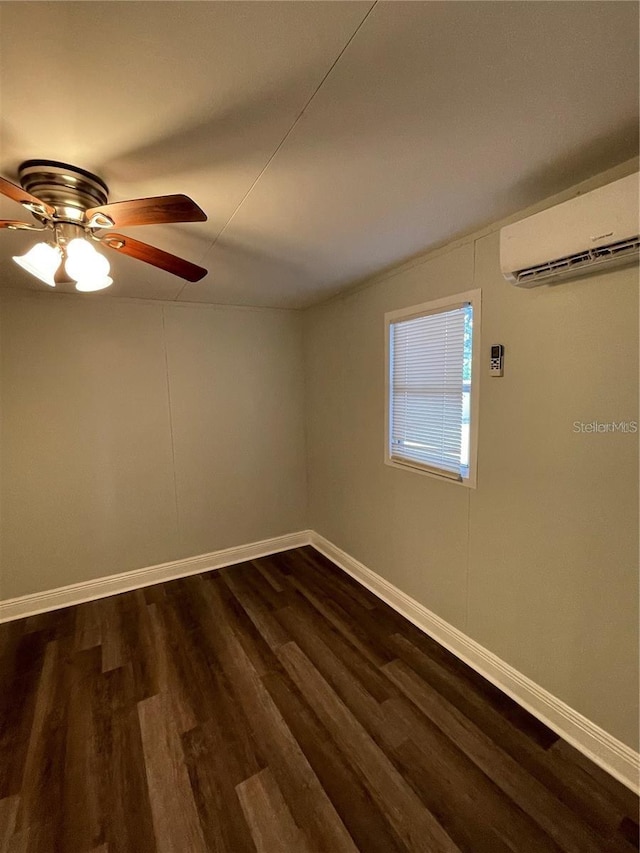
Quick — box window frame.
[384,288,481,489]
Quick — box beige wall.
[0,293,307,600]
[303,170,639,750]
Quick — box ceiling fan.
[0,159,208,291]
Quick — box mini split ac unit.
[500,172,639,287]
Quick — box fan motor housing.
[18,160,109,222]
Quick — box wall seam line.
[161,305,181,545]
[300,315,312,532]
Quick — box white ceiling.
[0,1,638,308]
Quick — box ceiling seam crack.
[202,1,378,261]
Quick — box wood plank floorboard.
[236,767,314,853]
[0,545,637,852]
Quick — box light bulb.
[75,276,113,292]
[13,242,62,286]
[64,238,111,283]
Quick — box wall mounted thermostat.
[490,344,504,377]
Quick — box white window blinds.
[389,303,471,480]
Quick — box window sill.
[384,456,477,489]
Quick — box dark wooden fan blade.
[0,176,55,217]
[102,233,207,282]
[86,194,207,228]
[0,219,45,230]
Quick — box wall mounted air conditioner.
[500,172,639,287]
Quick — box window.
[385,289,480,487]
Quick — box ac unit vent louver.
[515,236,640,286]
[500,172,639,287]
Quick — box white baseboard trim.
[0,530,312,624]
[309,531,640,795]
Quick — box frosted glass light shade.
[13,242,62,286]
[75,276,113,292]
[64,238,111,283]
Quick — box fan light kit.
[1,160,208,291]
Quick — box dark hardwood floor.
[0,546,638,852]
